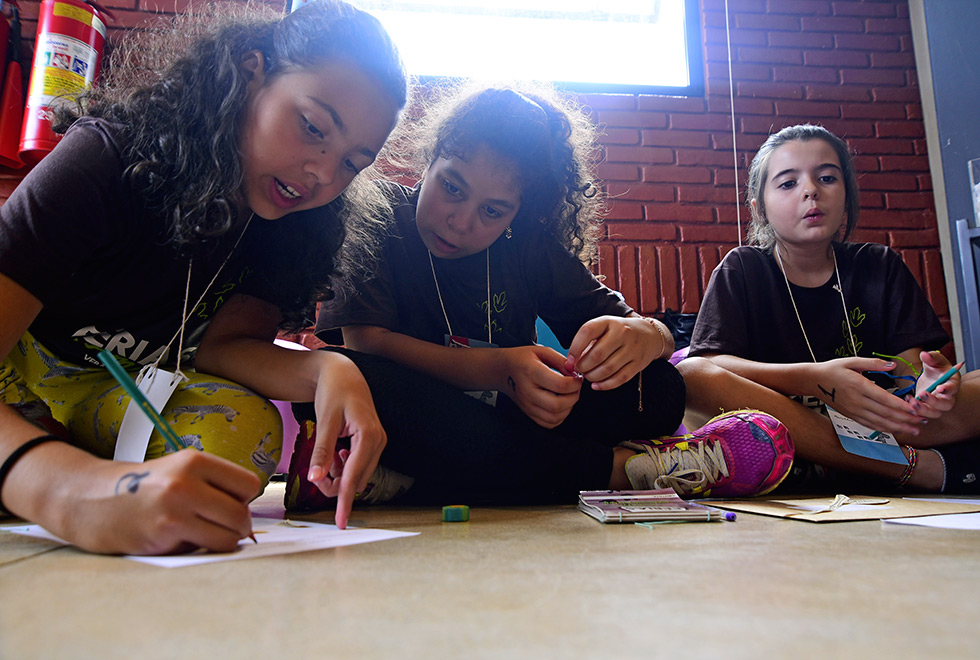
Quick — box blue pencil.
[869,361,966,440]
[915,361,965,401]
[97,350,186,453]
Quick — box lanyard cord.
[428,248,492,345]
[774,244,858,363]
[724,0,742,246]
[145,212,255,380]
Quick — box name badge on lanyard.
[113,366,187,462]
[825,406,907,465]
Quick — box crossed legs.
[676,357,959,491]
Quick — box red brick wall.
[584,0,946,337]
[3,0,945,336]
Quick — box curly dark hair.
[54,0,407,329]
[746,124,860,250]
[386,82,605,265]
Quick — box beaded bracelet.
[0,435,63,515]
[896,445,918,488]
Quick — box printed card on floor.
[826,406,907,465]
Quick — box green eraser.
[442,505,470,522]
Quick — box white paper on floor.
[2,517,419,567]
[884,497,980,530]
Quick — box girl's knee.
[225,397,282,484]
[161,381,284,483]
[676,356,726,383]
[677,356,743,413]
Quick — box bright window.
[297,0,704,95]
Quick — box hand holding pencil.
[867,352,964,441]
[97,350,260,550]
[910,351,964,418]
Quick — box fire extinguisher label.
[30,32,99,105]
[53,2,107,38]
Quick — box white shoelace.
[643,439,731,493]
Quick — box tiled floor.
[2,483,978,659]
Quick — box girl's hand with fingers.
[566,315,670,391]
[66,450,261,556]
[500,345,582,429]
[910,350,961,419]
[811,357,922,435]
[306,351,386,529]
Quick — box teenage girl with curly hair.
[0,0,407,553]
[288,84,794,510]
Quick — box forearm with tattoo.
[817,384,837,402]
[115,471,150,495]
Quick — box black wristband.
[0,435,63,516]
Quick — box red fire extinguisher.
[0,3,25,169]
[19,0,111,165]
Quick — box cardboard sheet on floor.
[703,495,980,522]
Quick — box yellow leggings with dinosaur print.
[0,332,282,487]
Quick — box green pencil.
[97,350,186,453]
[98,351,258,543]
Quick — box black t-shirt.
[689,243,949,363]
[317,182,632,348]
[0,118,268,369]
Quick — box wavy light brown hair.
[56,0,407,329]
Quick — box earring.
[505,226,513,239]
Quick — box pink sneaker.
[622,409,794,498]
